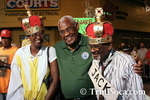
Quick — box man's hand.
[133,59,143,76]
[0,60,5,66]
[0,60,10,68]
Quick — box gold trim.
[88,36,112,44]
[24,26,44,36]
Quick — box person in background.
[0,37,2,47]
[118,42,126,52]
[138,43,148,77]
[54,15,143,100]
[86,7,145,99]
[138,43,148,63]
[130,46,139,62]
[0,29,18,100]
[7,6,59,100]
[145,47,150,81]
[122,45,131,55]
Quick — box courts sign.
[5,0,60,11]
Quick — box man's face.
[140,43,144,48]
[1,37,12,48]
[89,44,111,61]
[58,18,78,46]
[28,30,44,48]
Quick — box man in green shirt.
[54,15,96,99]
[54,15,143,100]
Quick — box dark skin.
[58,18,80,51]
[89,43,143,75]
[0,37,12,68]
[58,17,143,76]
[28,31,59,100]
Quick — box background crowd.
[117,42,150,83]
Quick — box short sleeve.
[49,47,57,63]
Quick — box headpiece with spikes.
[21,5,44,36]
[86,7,114,44]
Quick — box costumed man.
[86,8,145,100]
[7,5,59,100]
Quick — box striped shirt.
[93,49,145,100]
[7,45,57,100]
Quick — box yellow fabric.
[0,46,18,93]
[21,38,31,47]
[15,53,49,100]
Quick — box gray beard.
[93,55,101,61]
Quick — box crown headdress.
[21,5,44,35]
[86,7,114,44]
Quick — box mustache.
[64,36,72,39]
[91,51,99,55]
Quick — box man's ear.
[75,22,79,31]
[108,43,113,50]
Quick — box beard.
[93,54,101,61]
[97,55,101,60]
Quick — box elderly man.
[86,7,145,100]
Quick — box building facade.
[0,0,150,47]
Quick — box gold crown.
[86,7,114,44]
[21,5,44,35]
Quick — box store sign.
[5,0,60,11]
[74,18,95,35]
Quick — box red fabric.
[21,15,42,30]
[103,23,114,37]
[86,22,114,38]
[86,23,95,38]
[0,29,12,37]
[146,51,150,59]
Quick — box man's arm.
[45,59,59,100]
[0,60,11,69]
[124,61,145,100]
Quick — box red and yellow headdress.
[86,8,114,44]
[21,5,44,36]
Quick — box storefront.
[0,0,150,47]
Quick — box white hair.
[58,15,76,29]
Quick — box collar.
[24,44,45,58]
[103,49,116,66]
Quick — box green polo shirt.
[54,34,94,98]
